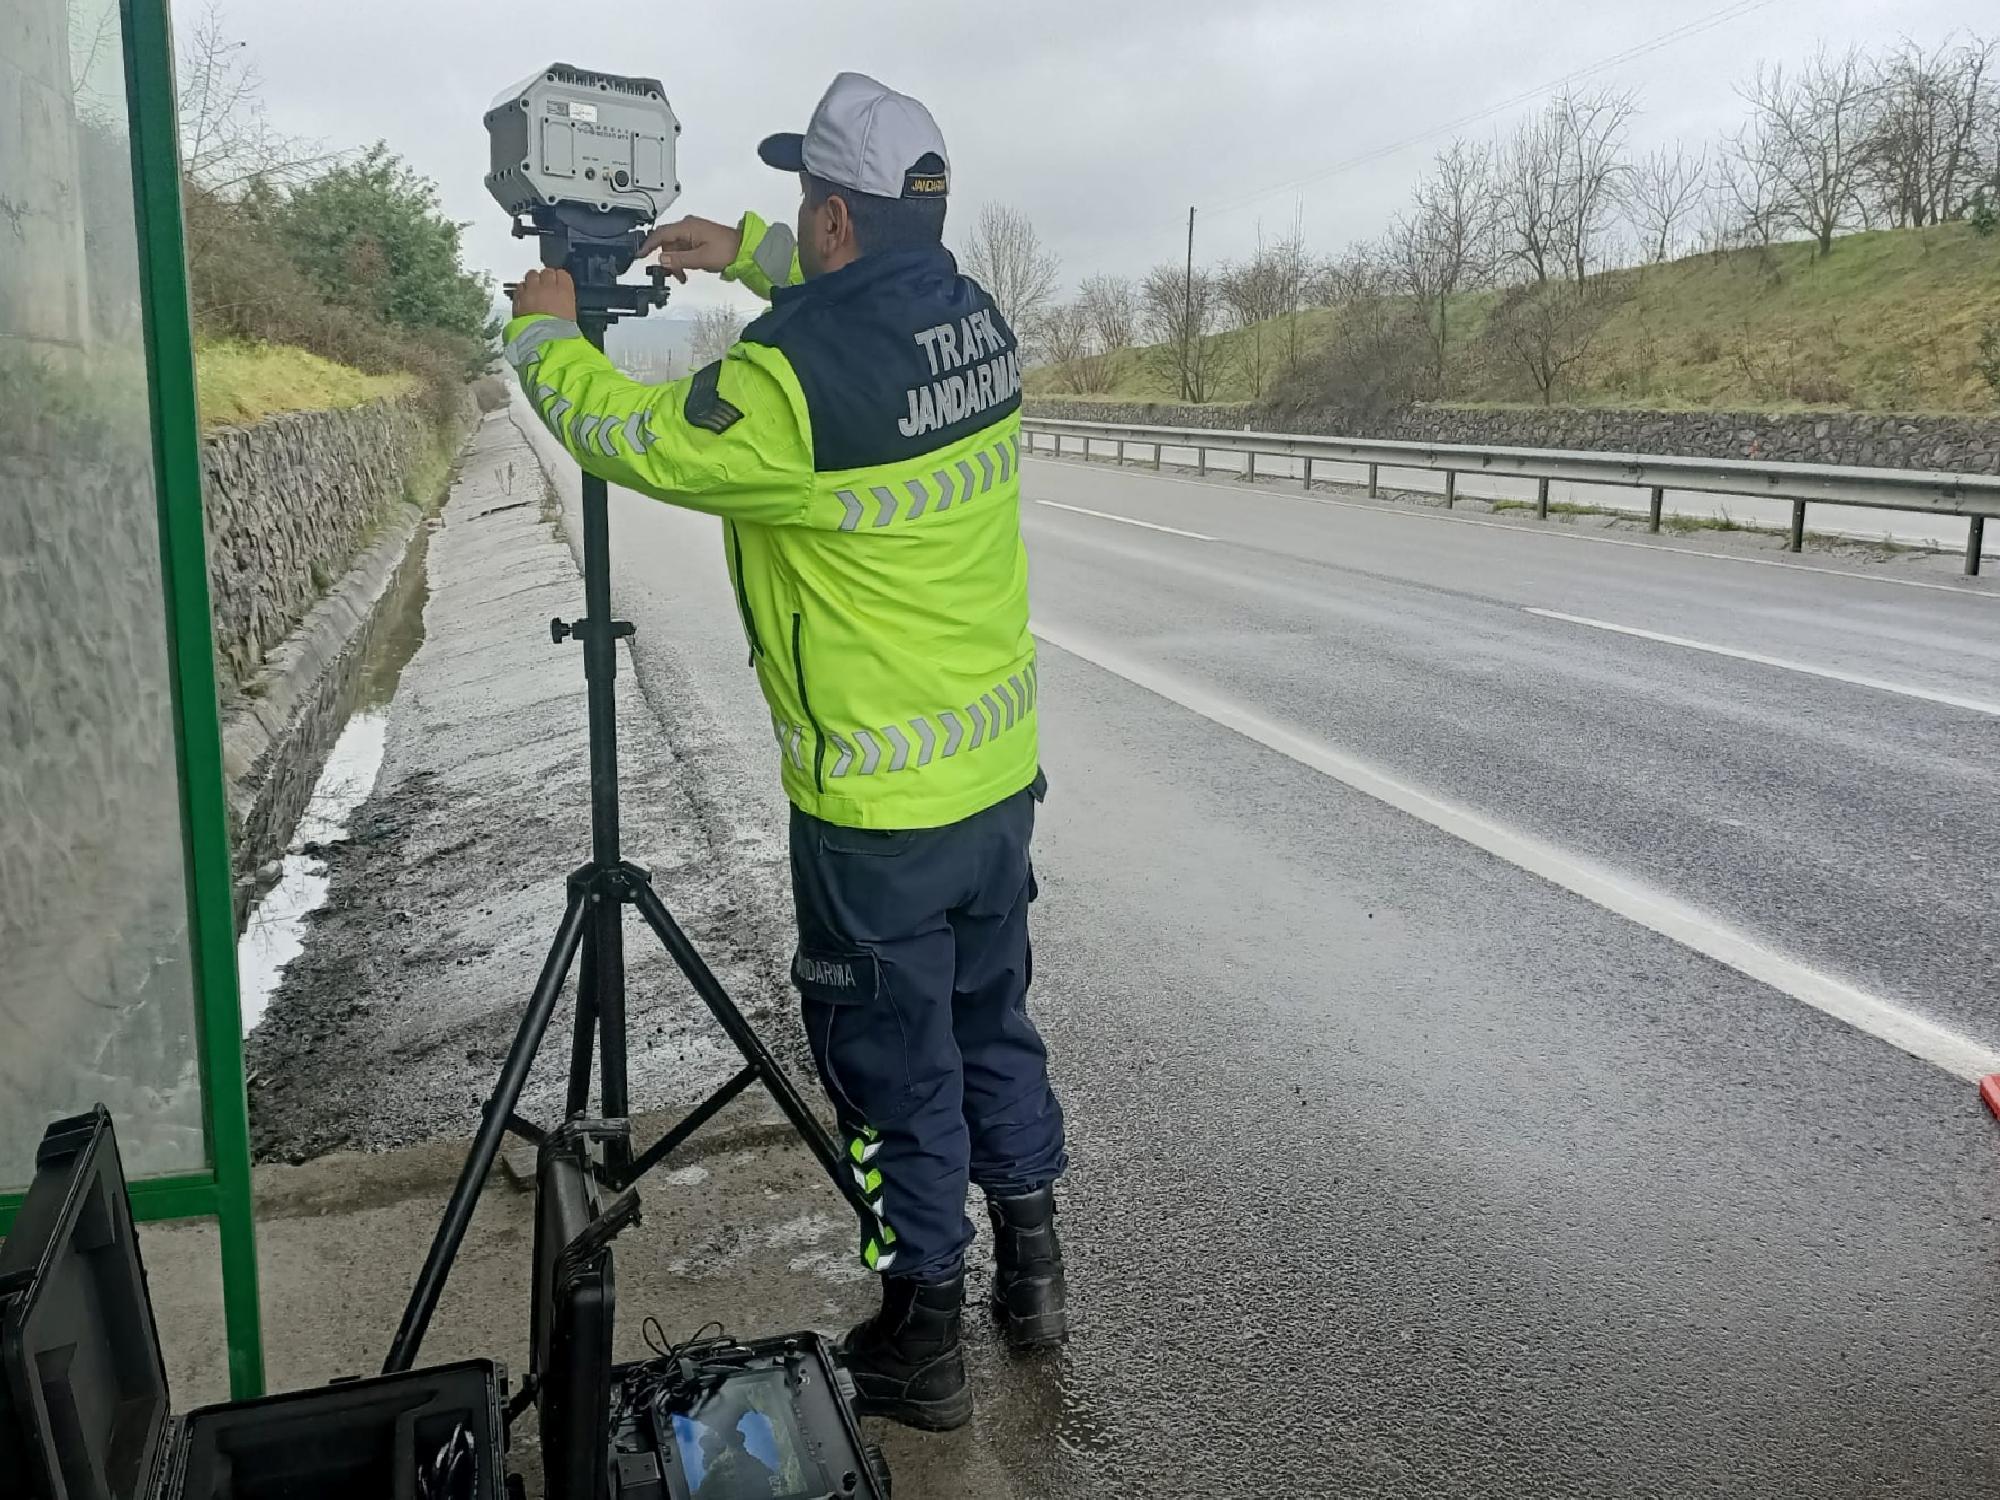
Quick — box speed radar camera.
[486,63,680,233]
[484,63,681,317]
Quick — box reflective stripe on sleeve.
[505,318,583,370]
[752,223,798,287]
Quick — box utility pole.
[1181,205,1196,402]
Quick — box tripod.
[384,225,876,1375]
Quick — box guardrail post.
[1789,500,1806,553]
[1444,470,1457,509]
[1536,476,1549,519]
[1367,462,1378,498]
[1967,516,1985,576]
[1247,450,1257,482]
[1116,438,1125,465]
[1648,486,1664,533]
[1197,446,1206,476]
[1302,456,1313,491]
[1153,442,1162,471]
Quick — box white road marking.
[1035,499,1215,541]
[1526,608,2000,718]
[1034,620,2000,1083]
[1021,453,2000,601]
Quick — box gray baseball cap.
[758,72,949,200]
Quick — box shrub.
[1972,190,1997,238]
[185,181,487,423]
[1977,322,2000,400]
[1262,298,1429,426]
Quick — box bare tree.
[1315,244,1392,307]
[1064,274,1136,395]
[960,204,1060,345]
[1388,140,1499,390]
[1866,35,1997,226]
[1038,301,1104,394]
[1484,280,1620,404]
[1718,126,1786,247]
[1498,89,1636,285]
[1268,211,1316,378]
[1277,286,1429,424]
[689,304,747,368]
[1552,88,1638,283]
[1499,109,1565,285]
[1626,144,1709,262]
[1139,263,1224,403]
[67,6,122,117]
[1077,274,1137,354]
[1984,68,2000,202]
[1734,47,1880,256]
[1218,228,1299,398]
[176,2,333,192]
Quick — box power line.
[1197,0,1783,223]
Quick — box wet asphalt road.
[524,409,2000,1496]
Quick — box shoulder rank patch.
[684,361,744,434]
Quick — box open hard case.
[531,1126,887,1500]
[0,1107,507,1500]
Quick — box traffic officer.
[504,72,1067,1432]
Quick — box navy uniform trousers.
[789,775,1066,1282]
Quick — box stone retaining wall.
[203,396,436,692]
[1025,398,2000,474]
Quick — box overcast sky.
[221,0,1990,314]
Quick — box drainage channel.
[236,526,433,1035]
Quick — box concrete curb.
[220,497,429,909]
[251,1102,788,1220]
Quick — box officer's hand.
[513,267,577,322]
[641,216,741,283]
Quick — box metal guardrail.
[1019,416,2000,576]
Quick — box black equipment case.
[532,1128,887,1500]
[0,1107,508,1500]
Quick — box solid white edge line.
[1035,499,1215,541]
[1020,452,2000,602]
[1526,608,2000,718]
[1034,620,2000,1083]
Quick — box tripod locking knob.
[550,616,574,644]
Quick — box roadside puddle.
[236,712,389,1033]
[236,523,435,1034]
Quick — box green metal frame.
[0,0,264,1398]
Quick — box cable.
[612,1319,742,1433]
[1196,0,1783,223]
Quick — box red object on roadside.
[1980,1075,2000,1121]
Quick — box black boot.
[839,1275,972,1431]
[987,1187,1069,1349]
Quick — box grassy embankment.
[1032,223,2000,415]
[195,340,415,430]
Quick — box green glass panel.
[0,0,208,1187]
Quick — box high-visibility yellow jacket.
[504,211,1035,830]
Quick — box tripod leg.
[566,923,599,1118]
[595,898,631,1173]
[626,877,876,1222]
[383,884,592,1374]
